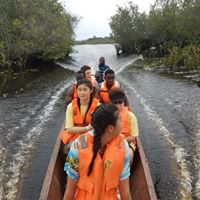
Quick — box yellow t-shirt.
[126,111,139,150]
[127,111,139,137]
[65,102,100,129]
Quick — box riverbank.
[0,61,74,97]
[132,57,200,87]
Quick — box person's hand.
[87,124,93,131]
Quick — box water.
[0,44,199,200]
[0,67,74,200]
[58,44,139,73]
[118,69,200,200]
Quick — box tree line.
[0,0,78,72]
[75,36,113,45]
[109,0,200,71]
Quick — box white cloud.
[61,0,155,40]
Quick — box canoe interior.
[39,128,157,200]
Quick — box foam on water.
[115,56,142,74]
[5,98,46,141]
[57,62,78,72]
[1,81,71,200]
[125,83,193,199]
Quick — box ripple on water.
[0,81,72,200]
[125,83,193,199]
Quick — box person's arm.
[119,140,132,200]
[65,85,74,107]
[128,112,139,137]
[94,80,100,91]
[63,177,77,200]
[65,103,93,134]
[119,178,132,200]
[124,92,130,107]
[126,111,139,149]
[93,87,100,99]
[67,124,93,134]
[125,136,135,143]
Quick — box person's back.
[63,104,132,200]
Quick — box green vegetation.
[75,36,113,45]
[0,0,78,72]
[109,0,200,71]
[163,44,200,71]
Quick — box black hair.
[76,70,85,75]
[76,70,85,81]
[81,65,91,72]
[105,69,115,76]
[88,104,119,176]
[109,88,129,107]
[99,57,105,62]
[76,79,93,90]
[109,88,126,103]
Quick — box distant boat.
[39,123,157,200]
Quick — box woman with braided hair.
[63,104,132,200]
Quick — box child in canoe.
[60,79,100,148]
[63,104,132,200]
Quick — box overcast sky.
[60,0,155,40]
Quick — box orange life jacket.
[120,106,131,137]
[99,81,120,103]
[73,83,78,99]
[60,98,99,144]
[75,132,125,200]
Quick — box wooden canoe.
[39,125,157,200]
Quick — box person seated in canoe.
[60,79,100,147]
[80,65,100,98]
[64,70,85,107]
[80,65,98,88]
[109,89,139,164]
[95,57,110,84]
[99,69,121,103]
[63,104,132,200]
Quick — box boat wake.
[115,56,142,74]
[0,81,72,200]
[56,62,78,72]
[123,83,193,200]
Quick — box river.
[0,44,199,200]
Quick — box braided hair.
[87,104,119,176]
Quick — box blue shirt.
[98,64,110,83]
[64,131,131,181]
